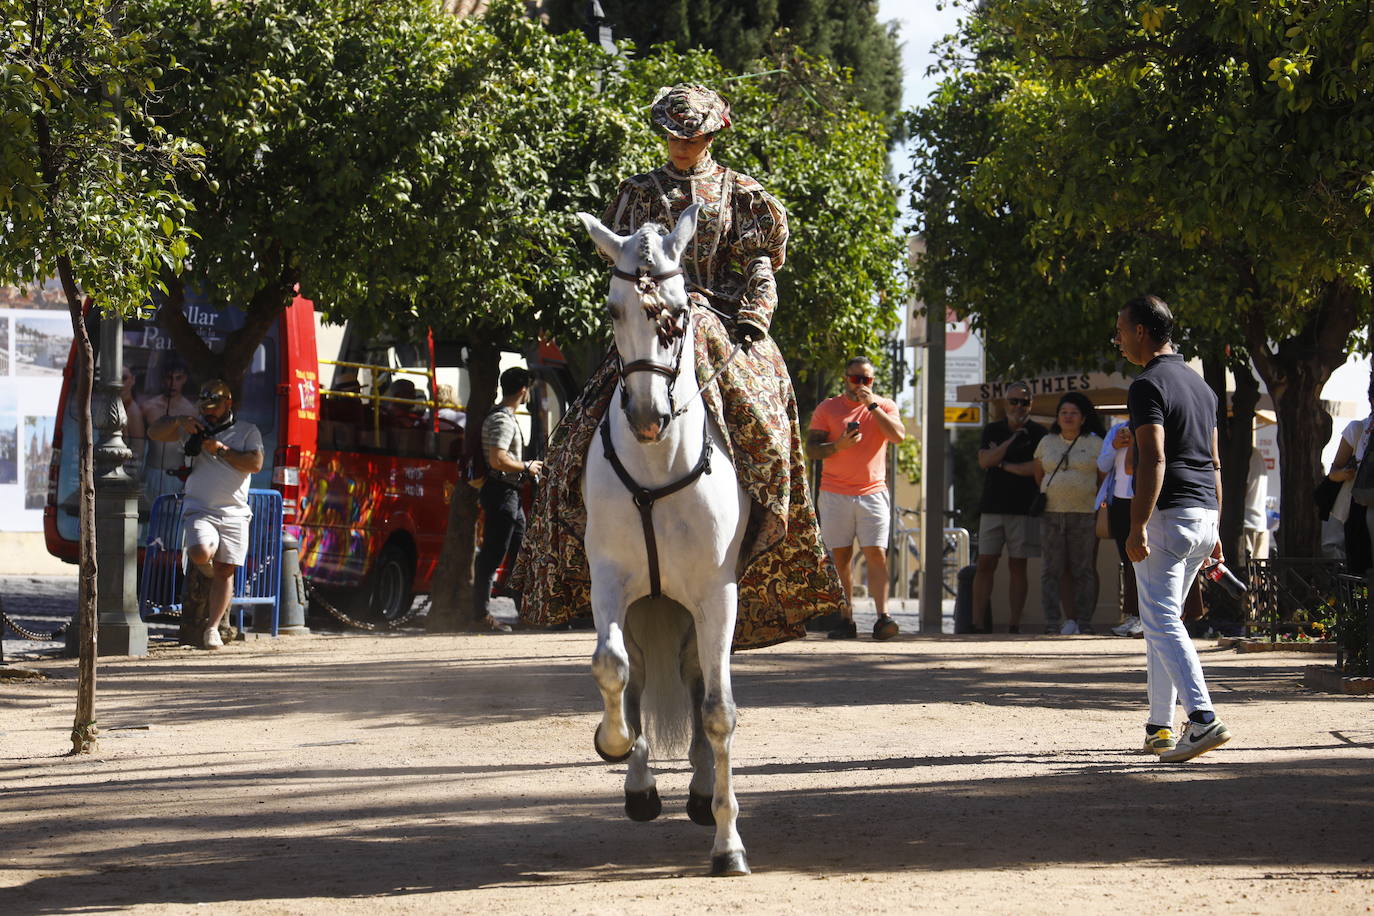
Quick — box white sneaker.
[1159,718,1231,763]
[1059,619,1080,635]
[1111,615,1143,637]
[203,626,224,649]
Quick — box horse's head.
[578,204,700,442]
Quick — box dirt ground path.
[3,627,1372,914]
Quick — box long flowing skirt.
[511,307,844,650]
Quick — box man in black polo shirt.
[1116,295,1232,763]
[970,381,1047,633]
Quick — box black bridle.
[612,265,689,416]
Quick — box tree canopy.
[116,0,904,623]
[1,0,200,316]
[539,0,905,137]
[908,0,1374,555]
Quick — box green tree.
[0,0,200,753]
[909,0,1374,557]
[123,0,903,629]
[540,0,904,137]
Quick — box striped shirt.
[481,406,525,484]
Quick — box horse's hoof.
[709,851,750,876]
[686,791,715,826]
[624,786,662,822]
[593,724,633,763]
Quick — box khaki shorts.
[978,513,1040,559]
[818,489,890,550]
[183,510,250,567]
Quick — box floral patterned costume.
[513,155,844,650]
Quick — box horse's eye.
[606,300,621,321]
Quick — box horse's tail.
[626,597,694,756]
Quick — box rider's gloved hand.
[734,319,765,352]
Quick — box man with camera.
[148,379,263,649]
[806,356,907,640]
[970,381,1047,634]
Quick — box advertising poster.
[0,388,16,485]
[23,415,54,509]
[0,283,69,530]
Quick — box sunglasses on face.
[1007,397,1031,406]
[848,374,874,385]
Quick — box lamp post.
[91,312,147,656]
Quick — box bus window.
[322,328,436,459]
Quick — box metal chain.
[302,580,427,632]
[0,597,58,641]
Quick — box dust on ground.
[2,605,1372,914]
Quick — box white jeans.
[1132,507,1218,726]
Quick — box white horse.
[577,203,752,877]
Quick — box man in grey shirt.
[473,367,543,632]
[148,379,263,649]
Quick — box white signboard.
[943,309,983,425]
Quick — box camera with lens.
[184,430,208,457]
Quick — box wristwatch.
[866,402,879,412]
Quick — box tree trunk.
[427,342,502,631]
[1246,283,1364,558]
[58,258,99,755]
[1202,353,1259,567]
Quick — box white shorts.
[183,511,250,566]
[818,489,890,550]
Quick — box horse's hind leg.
[694,591,748,876]
[591,580,636,763]
[681,629,715,827]
[622,629,662,821]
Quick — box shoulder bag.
[1028,434,1080,518]
[1351,458,1374,508]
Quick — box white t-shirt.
[1097,421,1135,499]
[183,419,263,517]
[1332,417,1371,524]
[1244,448,1268,531]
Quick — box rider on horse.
[514,84,845,649]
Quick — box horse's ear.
[662,203,701,264]
[577,212,626,262]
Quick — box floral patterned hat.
[650,84,732,139]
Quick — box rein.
[599,411,713,599]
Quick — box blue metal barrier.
[234,489,283,637]
[139,494,186,620]
[137,489,284,637]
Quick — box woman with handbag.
[1033,392,1106,634]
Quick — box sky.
[877,0,967,112]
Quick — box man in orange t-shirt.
[806,357,907,640]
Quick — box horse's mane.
[633,222,669,270]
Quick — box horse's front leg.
[694,586,748,876]
[681,626,716,827]
[622,625,662,821]
[591,574,636,763]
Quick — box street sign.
[944,406,981,425]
